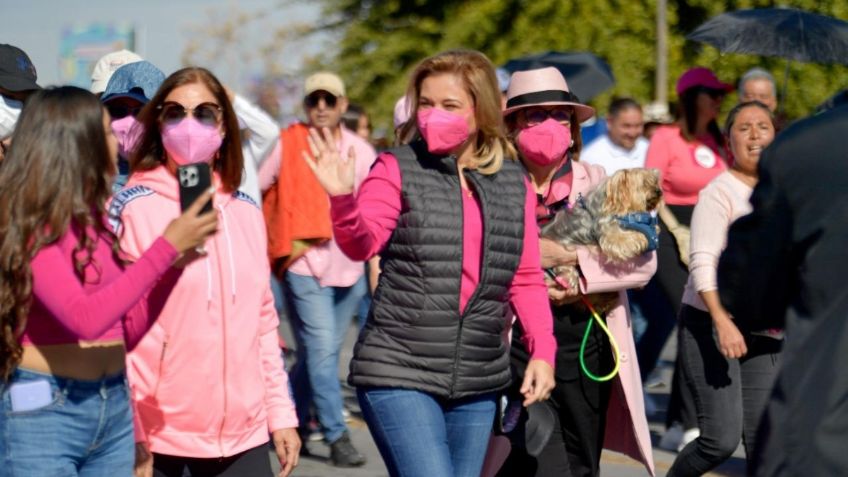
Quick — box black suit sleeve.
[718,157,794,332]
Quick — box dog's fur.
[541,168,662,313]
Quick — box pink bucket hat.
[676,67,733,96]
[503,67,595,123]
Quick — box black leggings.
[152,443,273,477]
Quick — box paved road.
[272,320,747,477]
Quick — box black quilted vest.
[348,139,527,399]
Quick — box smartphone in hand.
[178,163,213,214]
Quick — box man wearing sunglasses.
[261,71,375,467]
[101,61,166,193]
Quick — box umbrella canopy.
[502,51,615,103]
[687,8,848,65]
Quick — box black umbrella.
[687,7,848,65]
[502,51,615,103]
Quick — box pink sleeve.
[329,152,402,261]
[689,185,732,293]
[30,235,178,341]
[123,268,182,351]
[509,179,557,368]
[577,248,657,294]
[259,285,299,431]
[258,139,282,193]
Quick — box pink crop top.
[20,224,178,350]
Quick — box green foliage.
[308,0,848,131]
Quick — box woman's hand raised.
[302,127,356,196]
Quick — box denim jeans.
[358,387,497,477]
[0,368,134,477]
[284,272,366,443]
[667,305,783,477]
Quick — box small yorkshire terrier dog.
[541,168,662,313]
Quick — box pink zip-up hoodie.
[113,165,297,458]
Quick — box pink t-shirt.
[329,153,557,367]
[645,125,728,205]
[20,225,177,349]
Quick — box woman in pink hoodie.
[114,68,299,477]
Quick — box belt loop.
[100,380,108,400]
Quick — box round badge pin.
[693,145,717,168]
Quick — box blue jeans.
[285,272,366,443]
[358,387,497,477]
[0,368,134,477]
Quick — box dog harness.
[616,212,659,252]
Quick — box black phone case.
[177,163,213,214]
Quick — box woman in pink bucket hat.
[487,67,656,477]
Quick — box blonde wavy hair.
[398,50,516,175]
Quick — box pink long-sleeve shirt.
[21,225,177,348]
[329,153,557,367]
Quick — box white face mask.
[0,95,23,140]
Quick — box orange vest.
[262,123,332,276]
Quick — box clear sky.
[0,0,325,95]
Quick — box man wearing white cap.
[262,71,375,467]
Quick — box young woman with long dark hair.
[0,86,217,475]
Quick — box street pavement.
[272,319,747,477]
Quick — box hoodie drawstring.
[204,255,213,304]
[216,204,237,301]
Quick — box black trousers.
[668,306,782,476]
[499,304,613,477]
[152,443,273,477]
[658,204,698,431]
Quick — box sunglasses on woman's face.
[157,101,223,127]
[107,104,143,120]
[697,87,726,100]
[304,92,338,109]
[524,107,572,127]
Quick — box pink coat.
[571,161,656,476]
[482,161,656,477]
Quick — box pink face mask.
[417,108,470,155]
[111,116,144,158]
[517,118,571,166]
[161,117,223,166]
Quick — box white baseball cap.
[90,49,143,94]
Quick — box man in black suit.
[718,104,848,476]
